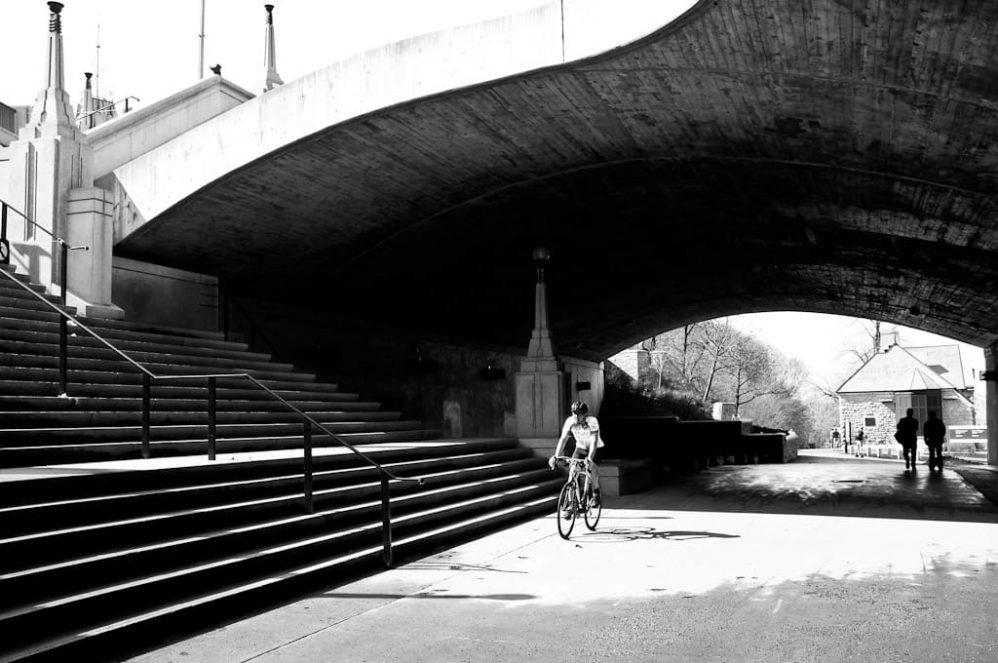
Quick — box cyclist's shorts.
[572,447,602,464]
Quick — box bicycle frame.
[554,456,600,538]
[566,458,593,502]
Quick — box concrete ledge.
[518,438,557,459]
[599,458,652,497]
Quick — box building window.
[864,417,876,427]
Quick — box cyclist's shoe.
[590,491,601,508]
[561,510,573,520]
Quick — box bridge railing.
[0,199,421,567]
[76,95,140,129]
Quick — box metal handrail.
[2,197,61,243]
[77,95,140,125]
[0,265,423,567]
[1,199,89,307]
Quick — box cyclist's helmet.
[571,400,589,416]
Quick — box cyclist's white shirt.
[562,415,605,451]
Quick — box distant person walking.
[923,410,946,471]
[896,408,919,470]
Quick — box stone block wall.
[839,390,978,444]
[606,348,648,385]
[219,296,603,439]
[839,392,897,444]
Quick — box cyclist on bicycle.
[549,400,604,505]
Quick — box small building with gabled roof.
[836,341,977,445]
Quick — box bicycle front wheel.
[557,481,577,539]
[584,488,602,530]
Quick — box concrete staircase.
[0,264,561,662]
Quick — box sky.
[2,1,986,386]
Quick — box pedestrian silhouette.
[923,410,946,471]
[895,408,919,470]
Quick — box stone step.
[0,326,272,364]
[0,449,538,540]
[0,439,520,506]
[0,405,388,428]
[0,339,291,373]
[0,353,313,382]
[0,294,76,316]
[0,395,364,412]
[0,427,439,467]
[0,484,558,663]
[0,379,352,401]
[0,465,552,575]
[0,367,337,391]
[0,275,59,299]
[0,314,251,352]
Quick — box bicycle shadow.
[572,527,741,543]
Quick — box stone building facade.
[839,389,976,445]
[837,342,978,445]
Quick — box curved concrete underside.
[116,0,998,360]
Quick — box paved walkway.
[127,451,998,663]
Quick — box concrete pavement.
[126,450,998,663]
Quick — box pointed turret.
[262,4,284,92]
[25,2,78,137]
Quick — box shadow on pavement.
[608,452,998,523]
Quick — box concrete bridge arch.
[110,0,998,363]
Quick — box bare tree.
[698,319,737,402]
[719,334,802,417]
[843,319,882,364]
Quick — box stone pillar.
[66,187,123,318]
[515,247,568,451]
[610,346,649,384]
[6,2,91,296]
[262,4,284,92]
[985,343,997,467]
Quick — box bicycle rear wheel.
[557,481,577,539]
[584,488,602,530]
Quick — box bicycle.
[552,456,602,539]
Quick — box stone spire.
[526,246,555,359]
[263,4,284,92]
[514,246,568,439]
[25,2,77,137]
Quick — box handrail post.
[58,316,68,395]
[220,290,229,341]
[141,373,151,458]
[381,475,393,568]
[1,202,9,265]
[207,377,217,460]
[60,241,68,305]
[303,420,314,513]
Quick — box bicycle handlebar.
[549,456,594,472]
